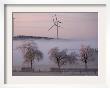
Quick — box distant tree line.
[13,35,54,40]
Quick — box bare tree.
[18,41,43,70]
[48,47,77,72]
[48,47,68,72]
[80,45,93,71]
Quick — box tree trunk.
[84,59,88,74]
[57,60,61,72]
[57,57,61,72]
[57,23,58,39]
[58,63,61,72]
[85,62,88,73]
[31,60,33,70]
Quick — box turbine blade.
[53,18,55,23]
[56,17,57,21]
[54,14,57,21]
[48,25,55,31]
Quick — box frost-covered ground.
[12,39,98,76]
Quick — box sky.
[13,12,98,40]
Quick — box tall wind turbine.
[48,14,62,39]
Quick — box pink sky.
[13,12,98,40]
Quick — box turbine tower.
[48,14,62,39]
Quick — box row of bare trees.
[18,41,97,72]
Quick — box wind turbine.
[48,14,62,39]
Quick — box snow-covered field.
[12,39,98,76]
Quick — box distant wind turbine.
[48,14,62,39]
